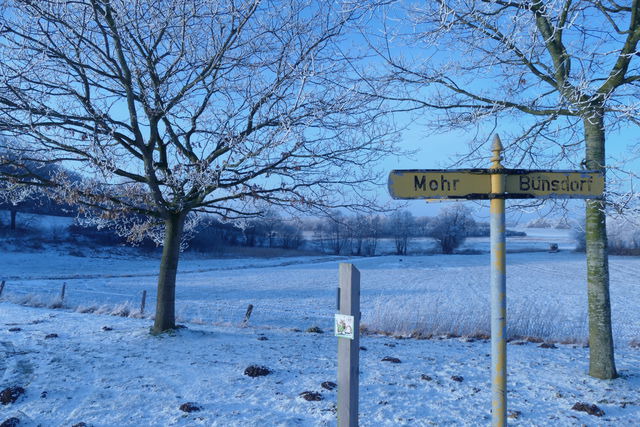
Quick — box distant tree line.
[312,205,493,256]
[4,193,532,256]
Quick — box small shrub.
[110,303,131,317]
[76,305,97,314]
[49,298,64,309]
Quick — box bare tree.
[370,0,640,379]
[429,204,476,254]
[261,209,282,249]
[317,211,350,255]
[0,0,395,333]
[362,214,382,256]
[278,219,304,249]
[349,214,368,255]
[388,209,414,255]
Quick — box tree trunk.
[584,112,617,379]
[10,208,17,231]
[151,212,187,334]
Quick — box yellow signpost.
[388,135,604,427]
[388,170,491,199]
[388,170,604,200]
[505,171,604,198]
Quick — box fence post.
[0,280,5,298]
[241,304,254,327]
[60,283,66,301]
[140,290,147,314]
[337,263,360,427]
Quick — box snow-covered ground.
[1,229,639,425]
[1,303,639,426]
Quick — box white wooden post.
[337,263,360,427]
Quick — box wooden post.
[140,290,147,314]
[0,280,5,298]
[337,263,360,427]
[241,304,254,327]
[60,282,66,301]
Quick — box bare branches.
[366,0,639,171]
[0,0,397,231]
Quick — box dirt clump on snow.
[450,375,464,382]
[244,365,271,377]
[571,402,604,416]
[305,326,323,333]
[381,356,401,363]
[299,391,323,401]
[44,333,58,339]
[0,417,20,427]
[0,386,25,405]
[321,381,336,390]
[179,402,202,413]
[507,410,521,419]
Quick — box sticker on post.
[335,314,355,340]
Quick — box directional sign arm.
[388,169,604,200]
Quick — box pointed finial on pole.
[491,134,504,169]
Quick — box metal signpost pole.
[490,135,507,427]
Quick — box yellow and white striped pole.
[490,135,507,426]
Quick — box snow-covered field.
[1,241,637,344]
[1,231,639,425]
